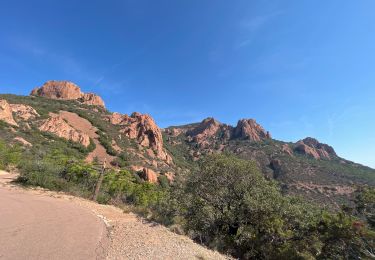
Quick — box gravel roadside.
[0,171,231,260]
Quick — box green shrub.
[178,154,375,259]
[0,140,22,170]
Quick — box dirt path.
[0,171,108,260]
[0,171,230,260]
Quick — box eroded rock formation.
[0,99,18,126]
[233,119,271,141]
[294,138,336,160]
[184,117,271,147]
[10,104,39,120]
[39,116,91,147]
[186,118,222,147]
[109,112,172,164]
[31,80,105,107]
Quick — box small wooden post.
[93,158,107,202]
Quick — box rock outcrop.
[109,112,172,164]
[79,93,105,107]
[186,118,223,147]
[31,80,105,107]
[282,144,293,156]
[0,100,18,126]
[233,119,271,141]
[13,137,32,147]
[294,138,336,160]
[185,117,271,146]
[39,116,91,147]
[140,168,158,183]
[10,104,39,120]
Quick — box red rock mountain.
[294,137,337,160]
[109,112,172,164]
[233,119,271,141]
[184,117,271,147]
[31,81,105,107]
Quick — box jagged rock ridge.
[181,117,271,148]
[31,80,105,107]
[109,112,173,164]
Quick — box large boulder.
[31,80,105,107]
[39,116,90,147]
[140,168,158,183]
[0,100,18,126]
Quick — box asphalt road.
[0,172,108,260]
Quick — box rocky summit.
[295,137,337,160]
[31,80,105,107]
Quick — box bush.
[97,130,118,156]
[178,154,375,259]
[0,140,21,170]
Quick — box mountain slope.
[163,118,375,208]
[1,80,374,209]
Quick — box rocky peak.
[31,80,105,107]
[232,119,271,141]
[294,137,336,160]
[0,99,18,126]
[187,118,221,140]
[109,112,172,164]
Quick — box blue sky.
[1,0,375,168]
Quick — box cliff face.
[109,112,172,164]
[31,80,105,107]
[233,119,271,141]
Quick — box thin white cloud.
[235,10,283,49]
[6,35,130,94]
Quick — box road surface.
[0,171,108,260]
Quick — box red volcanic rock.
[186,117,222,145]
[294,138,336,160]
[282,144,293,156]
[141,168,158,183]
[39,116,91,147]
[185,117,271,148]
[0,99,18,126]
[31,80,105,107]
[31,81,83,99]
[109,112,172,164]
[233,119,271,141]
[10,104,39,120]
[79,93,105,107]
